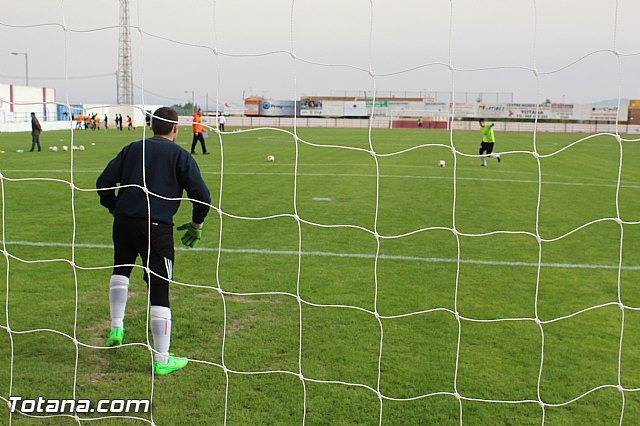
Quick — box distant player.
[190,109,209,155]
[96,106,211,376]
[478,119,501,167]
[29,112,42,152]
[76,114,83,130]
[127,115,134,131]
[104,114,109,129]
[218,113,226,132]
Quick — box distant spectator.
[218,113,226,132]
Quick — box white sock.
[481,157,487,166]
[109,275,130,329]
[150,305,172,365]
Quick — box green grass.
[0,125,639,425]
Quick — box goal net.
[0,0,639,424]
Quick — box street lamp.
[184,90,195,113]
[11,52,29,86]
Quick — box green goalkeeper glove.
[177,222,203,248]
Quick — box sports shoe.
[203,152,210,155]
[190,151,197,155]
[154,355,189,376]
[106,327,124,347]
[496,155,501,163]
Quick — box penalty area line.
[5,240,640,271]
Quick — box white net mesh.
[1,0,640,424]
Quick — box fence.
[190,116,640,135]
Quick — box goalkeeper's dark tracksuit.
[96,136,211,307]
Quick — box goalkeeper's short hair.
[151,107,179,135]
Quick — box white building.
[0,83,56,123]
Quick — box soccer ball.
[78,145,85,151]
[267,155,275,162]
[438,160,446,168]
[62,146,68,151]
[51,146,58,152]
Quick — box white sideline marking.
[312,197,332,201]
[3,169,639,189]
[5,240,640,271]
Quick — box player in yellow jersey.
[478,119,501,167]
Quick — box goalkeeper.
[96,107,211,376]
[478,118,501,167]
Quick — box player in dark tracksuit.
[96,107,211,376]
[30,112,42,152]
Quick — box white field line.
[5,240,640,271]
[3,168,640,189]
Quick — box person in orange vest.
[94,114,101,130]
[76,114,83,130]
[84,114,91,130]
[190,109,209,155]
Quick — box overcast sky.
[1,0,639,107]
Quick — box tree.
[170,102,200,115]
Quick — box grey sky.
[1,0,639,106]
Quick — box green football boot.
[154,355,189,376]
[106,327,124,347]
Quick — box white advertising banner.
[477,103,508,118]
[550,103,575,120]
[505,103,553,120]
[222,100,245,115]
[259,100,296,116]
[266,98,627,122]
[300,99,326,116]
[579,104,627,121]
[343,101,368,117]
[387,101,448,117]
[451,102,478,118]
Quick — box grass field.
[0,124,639,425]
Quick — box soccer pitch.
[0,125,639,424]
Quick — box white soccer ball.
[438,160,446,168]
[78,145,85,151]
[91,143,96,146]
[62,146,68,151]
[51,146,58,152]
[267,155,275,162]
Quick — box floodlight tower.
[117,0,133,105]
